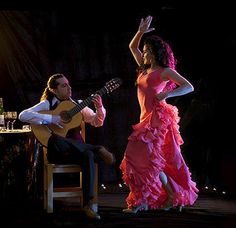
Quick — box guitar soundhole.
[60,111,72,123]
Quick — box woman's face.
[53,76,72,100]
[142,44,154,65]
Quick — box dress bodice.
[136,69,167,122]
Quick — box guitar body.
[31,100,83,147]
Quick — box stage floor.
[1,191,236,228]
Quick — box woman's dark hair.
[137,35,177,74]
[40,73,65,101]
[136,35,177,91]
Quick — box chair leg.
[43,165,47,210]
[47,165,53,213]
[80,171,83,207]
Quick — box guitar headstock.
[105,77,122,93]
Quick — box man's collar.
[52,96,60,106]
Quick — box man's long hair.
[40,73,65,101]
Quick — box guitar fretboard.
[70,87,108,116]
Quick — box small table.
[0,129,31,134]
[0,129,35,200]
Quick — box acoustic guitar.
[31,77,122,147]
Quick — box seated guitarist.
[19,73,115,220]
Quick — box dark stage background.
[0,2,235,197]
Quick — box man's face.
[54,76,72,100]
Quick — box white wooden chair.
[43,121,98,213]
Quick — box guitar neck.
[71,87,107,115]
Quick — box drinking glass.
[11,111,17,130]
[4,112,12,130]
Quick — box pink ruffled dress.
[120,69,198,209]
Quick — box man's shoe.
[83,205,101,220]
[97,146,115,165]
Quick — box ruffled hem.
[120,149,166,209]
[120,101,198,209]
[172,185,199,206]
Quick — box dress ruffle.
[120,101,198,209]
[129,101,183,145]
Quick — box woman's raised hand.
[138,15,155,34]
